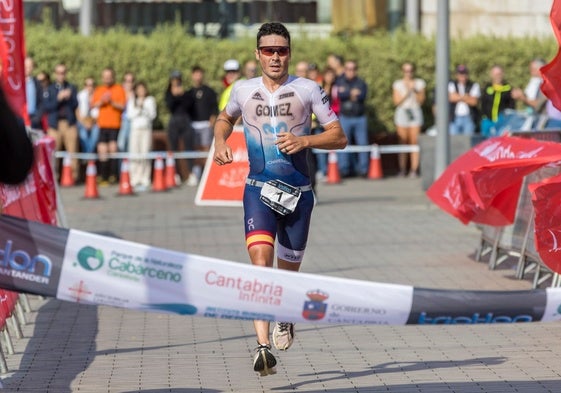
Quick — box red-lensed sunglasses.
[259,46,290,56]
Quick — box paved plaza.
[1,176,560,392]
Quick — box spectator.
[326,53,345,80]
[24,56,42,130]
[0,85,34,185]
[92,67,127,186]
[294,61,309,78]
[76,76,100,154]
[480,65,515,137]
[242,59,258,80]
[512,58,546,114]
[392,61,426,178]
[35,70,51,132]
[307,63,323,85]
[336,59,369,178]
[544,100,561,129]
[127,81,157,192]
[218,59,240,111]
[117,71,136,152]
[315,67,341,180]
[448,64,480,136]
[188,65,218,183]
[43,63,79,183]
[165,70,196,185]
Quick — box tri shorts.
[243,181,314,263]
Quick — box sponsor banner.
[0,214,66,296]
[3,214,561,325]
[427,136,561,226]
[0,0,29,123]
[195,127,249,206]
[408,288,546,324]
[0,137,58,225]
[541,0,561,111]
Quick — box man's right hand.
[213,143,233,166]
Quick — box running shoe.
[272,322,294,351]
[252,344,277,376]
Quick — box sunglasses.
[259,46,290,56]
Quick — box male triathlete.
[213,22,347,376]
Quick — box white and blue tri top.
[225,76,338,187]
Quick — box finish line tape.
[1,214,560,325]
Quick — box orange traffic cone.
[118,159,134,195]
[84,161,99,199]
[326,151,341,184]
[165,152,178,188]
[60,155,75,187]
[368,145,383,180]
[152,155,167,192]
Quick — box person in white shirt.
[512,58,546,114]
[448,64,481,136]
[126,81,157,191]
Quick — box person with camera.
[392,61,426,178]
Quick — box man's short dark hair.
[256,22,291,48]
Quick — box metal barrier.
[53,144,420,160]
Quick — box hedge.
[25,19,558,137]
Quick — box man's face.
[54,65,67,84]
[102,70,114,86]
[255,34,290,83]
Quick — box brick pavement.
[1,177,561,392]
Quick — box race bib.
[259,179,301,215]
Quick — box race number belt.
[246,178,312,215]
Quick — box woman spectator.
[76,76,99,154]
[392,62,426,178]
[127,81,157,192]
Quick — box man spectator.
[43,63,79,183]
[242,59,258,80]
[480,65,515,137]
[218,59,241,111]
[448,64,480,136]
[294,61,309,78]
[336,59,369,177]
[512,58,546,114]
[188,65,218,183]
[24,56,42,130]
[91,67,126,185]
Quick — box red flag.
[426,136,561,226]
[529,174,561,274]
[0,0,29,124]
[541,0,561,111]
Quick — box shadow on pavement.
[1,299,99,392]
[273,357,510,391]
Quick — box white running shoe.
[252,344,277,376]
[272,322,294,351]
[186,173,198,187]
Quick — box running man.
[213,22,347,376]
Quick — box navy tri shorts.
[243,182,314,263]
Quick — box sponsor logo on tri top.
[0,240,52,284]
[417,312,533,324]
[205,270,283,305]
[251,92,264,101]
[74,246,182,283]
[278,91,294,100]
